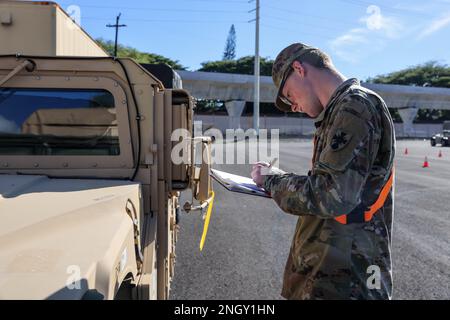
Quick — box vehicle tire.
[431,139,436,147]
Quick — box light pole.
[248,0,260,135]
[106,13,127,57]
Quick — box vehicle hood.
[0,174,141,299]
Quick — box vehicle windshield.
[0,88,120,155]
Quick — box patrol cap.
[272,43,327,112]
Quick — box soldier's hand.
[251,163,265,187]
[252,162,287,187]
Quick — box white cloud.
[329,5,403,63]
[417,12,450,39]
[359,5,404,38]
[332,28,367,45]
[329,28,369,63]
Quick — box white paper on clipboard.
[210,169,271,198]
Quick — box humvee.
[430,121,450,147]
[0,1,213,299]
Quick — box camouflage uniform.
[265,45,396,300]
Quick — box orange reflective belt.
[334,167,394,225]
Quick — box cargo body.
[0,1,108,57]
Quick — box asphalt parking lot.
[171,139,450,300]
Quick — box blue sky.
[57,0,450,80]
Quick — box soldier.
[251,43,396,300]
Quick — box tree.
[199,55,274,75]
[96,38,186,70]
[223,24,236,60]
[367,61,450,122]
[367,61,450,87]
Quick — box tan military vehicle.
[0,1,213,299]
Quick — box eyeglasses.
[278,67,294,106]
[279,94,292,107]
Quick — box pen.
[268,157,278,168]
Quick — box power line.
[74,4,248,14]
[263,14,349,32]
[336,0,436,19]
[175,0,249,3]
[85,17,248,24]
[260,23,336,41]
[264,4,359,27]
[60,0,249,3]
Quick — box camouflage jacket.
[263,78,396,300]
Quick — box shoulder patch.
[330,129,352,151]
[343,92,376,118]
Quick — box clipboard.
[210,168,271,198]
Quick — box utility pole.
[248,0,260,135]
[106,13,127,57]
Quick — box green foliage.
[223,24,236,61]
[195,99,225,114]
[96,38,186,70]
[199,56,274,76]
[414,108,450,123]
[368,61,450,122]
[367,61,450,87]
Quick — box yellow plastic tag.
[199,191,215,251]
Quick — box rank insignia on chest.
[330,129,351,151]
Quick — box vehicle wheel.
[431,140,436,147]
